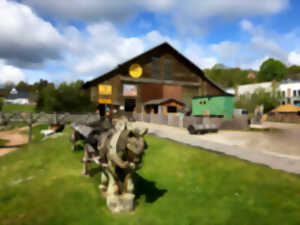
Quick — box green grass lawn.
[1,125,300,225]
[2,104,35,112]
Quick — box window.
[123,84,137,96]
[298,90,300,96]
[165,58,172,80]
[167,106,177,113]
[152,57,160,79]
[282,91,285,97]
[293,90,297,97]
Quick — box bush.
[36,81,97,113]
[258,58,287,82]
[0,98,3,111]
[235,83,282,114]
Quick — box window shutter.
[152,57,160,79]
[165,58,172,80]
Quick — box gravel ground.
[0,127,28,156]
[134,121,300,174]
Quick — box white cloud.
[19,0,289,35]
[239,19,288,64]
[251,36,286,61]
[0,0,65,68]
[211,41,240,62]
[184,44,217,69]
[239,56,269,70]
[0,60,25,84]
[240,20,254,32]
[288,52,300,66]
[143,31,180,49]
[21,0,174,22]
[64,22,145,75]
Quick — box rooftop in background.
[144,98,185,106]
[5,88,30,100]
[226,80,300,95]
[280,79,300,84]
[271,104,300,113]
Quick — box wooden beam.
[120,76,201,87]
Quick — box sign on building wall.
[98,98,112,104]
[98,84,112,95]
[123,84,137,96]
[129,64,143,78]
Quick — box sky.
[0,0,300,85]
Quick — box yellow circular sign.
[129,64,143,78]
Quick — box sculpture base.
[106,193,135,213]
[250,124,269,129]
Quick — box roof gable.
[82,42,226,94]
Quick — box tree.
[0,98,3,111]
[205,66,253,88]
[258,58,287,82]
[235,86,282,114]
[286,65,300,80]
[36,81,96,113]
[16,81,31,92]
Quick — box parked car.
[234,108,248,116]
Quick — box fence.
[133,112,224,128]
[0,111,249,143]
[133,112,249,130]
[0,112,101,142]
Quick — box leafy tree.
[205,66,254,88]
[258,58,287,82]
[16,81,31,92]
[235,85,282,114]
[286,65,300,80]
[0,98,3,111]
[36,81,96,113]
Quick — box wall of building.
[226,80,300,106]
[192,96,234,120]
[89,51,224,113]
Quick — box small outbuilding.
[192,94,235,120]
[267,104,300,122]
[143,98,185,115]
[5,88,30,105]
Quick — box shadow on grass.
[0,144,25,148]
[89,167,101,177]
[134,173,167,203]
[88,166,167,203]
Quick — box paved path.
[134,122,300,175]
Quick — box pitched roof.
[271,104,300,113]
[82,42,227,94]
[144,98,185,106]
[6,90,30,100]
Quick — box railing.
[0,112,101,142]
[133,112,224,128]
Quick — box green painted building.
[192,94,235,120]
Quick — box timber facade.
[83,42,227,116]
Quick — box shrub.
[0,98,3,111]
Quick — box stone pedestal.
[106,193,135,213]
[250,124,269,129]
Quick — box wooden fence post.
[28,112,33,143]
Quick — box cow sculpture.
[70,117,148,213]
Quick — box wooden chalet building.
[82,42,228,116]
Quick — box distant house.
[247,72,256,80]
[5,88,30,104]
[268,104,300,123]
[226,80,300,106]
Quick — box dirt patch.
[0,127,28,157]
